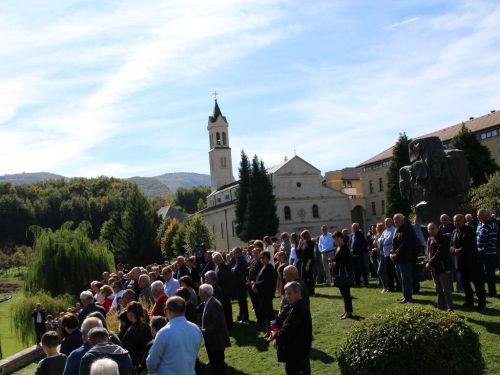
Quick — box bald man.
[275,266,309,329]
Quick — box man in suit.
[199,284,231,375]
[275,266,309,329]
[451,214,486,310]
[32,303,46,345]
[78,291,106,328]
[213,252,233,330]
[231,247,249,323]
[200,252,216,284]
[176,256,191,279]
[348,223,369,286]
[271,281,312,375]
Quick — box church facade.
[199,101,352,251]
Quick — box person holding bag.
[330,231,354,319]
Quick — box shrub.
[336,306,485,375]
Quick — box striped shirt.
[476,220,498,255]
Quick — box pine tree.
[245,156,280,240]
[449,125,498,187]
[235,150,251,242]
[385,133,412,218]
[112,184,161,266]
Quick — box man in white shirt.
[163,266,181,298]
[380,218,398,292]
[110,281,124,310]
[318,225,335,286]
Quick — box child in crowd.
[44,315,55,332]
[36,331,67,375]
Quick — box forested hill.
[155,172,210,191]
[0,172,66,184]
[126,177,173,199]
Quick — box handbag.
[334,262,354,287]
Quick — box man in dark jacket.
[426,222,453,311]
[348,223,369,287]
[32,303,46,345]
[451,214,486,310]
[390,214,413,303]
[79,327,133,375]
[271,281,312,375]
[200,252,216,283]
[213,252,233,330]
[247,247,265,326]
[275,266,309,329]
[78,291,106,328]
[232,247,249,323]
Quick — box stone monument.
[399,136,470,225]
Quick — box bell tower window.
[222,132,227,145]
[216,132,221,145]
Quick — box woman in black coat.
[252,250,277,338]
[121,301,153,370]
[330,231,354,319]
[299,230,315,297]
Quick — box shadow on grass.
[314,293,343,300]
[310,347,336,364]
[462,316,500,334]
[230,324,272,352]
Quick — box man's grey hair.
[151,280,164,292]
[205,270,217,282]
[177,256,185,262]
[139,274,150,285]
[465,214,473,220]
[90,358,119,375]
[394,213,404,220]
[88,327,110,342]
[284,281,303,294]
[212,252,222,260]
[199,284,214,296]
[81,317,103,333]
[80,291,94,301]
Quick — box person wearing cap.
[318,225,335,286]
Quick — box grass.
[10,278,500,375]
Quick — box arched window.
[312,204,319,218]
[222,132,227,145]
[216,132,221,145]
[284,206,291,220]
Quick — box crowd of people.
[32,208,499,375]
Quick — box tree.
[385,133,412,218]
[24,221,115,297]
[183,214,215,253]
[111,185,161,266]
[174,186,212,214]
[469,172,500,215]
[244,155,280,240]
[235,150,251,242]
[11,249,26,272]
[161,218,181,261]
[449,125,498,187]
[197,198,206,212]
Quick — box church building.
[198,100,352,251]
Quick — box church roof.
[206,180,239,199]
[266,155,321,174]
[209,100,227,123]
[157,205,187,222]
[356,110,500,168]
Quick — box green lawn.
[12,279,500,374]
[0,275,27,358]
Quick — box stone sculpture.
[399,137,470,226]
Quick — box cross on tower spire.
[213,91,218,101]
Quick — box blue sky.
[1,0,499,178]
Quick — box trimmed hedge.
[337,306,485,375]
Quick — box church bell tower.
[208,98,234,192]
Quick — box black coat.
[248,259,263,282]
[202,297,231,352]
[232,256,248,287]
[215,261,232,298]
[450,225,478,272]
[391,225,412,264]
[32,308,46,324]
[426,233,452,274]
[78,303,106,327]
[298,240,315,263]
[200,260,216,282]
[332,244,352,275]
[121,321,153,366]
[348,231,368,256]
[276,278,309,328]
[177,264,190,280]
[254,263,277,300]
[275,299,312,363]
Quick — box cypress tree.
[235,150,251,242]
[449,125,498,187]
[385,133,412,218]
[245,155,280,240]
[112,184,161,266]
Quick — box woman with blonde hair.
[100,285,115,313]
[263,236,275,265]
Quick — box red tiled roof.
[356,110,500,168]
[340,167,361,180]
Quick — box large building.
[199,101,351,251]
[357,110,500,225]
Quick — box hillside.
[125,177,174,199]
[0,172,67,184]
[154,172,210,191]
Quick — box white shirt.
[318,232,334,253]
[380,226,396,257]
[266,245,274,265]
[164,277,181,297]
[111,289,124,309]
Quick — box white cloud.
[384,17,421,29]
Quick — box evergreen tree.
[469,172,500,215]
[161,218,180,261]
[173,220,189,257]
[235,150,251,242]
[196,198,206,212]
[174,186,211,214]
[245,156,280,240]
[183,214,215,253]
[385,133,412,218]
[449,125,498,187]
[112,185,161,266]
[25,221,115,297]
